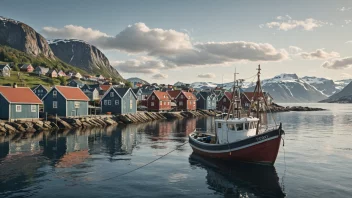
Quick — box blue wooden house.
[32,85,49,100]
[101,87,137,115]
[196,92,217,110]
[34,66,49,75]
[42,86,90,117]
[132,88,143,101]
[80,84,100,101]
[0,86,42,121]
[67,79,84,88]
[0,64,11,77]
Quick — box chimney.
[13,83,17,88]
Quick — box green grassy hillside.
[0,45,86,74]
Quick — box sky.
[1,0,352,84]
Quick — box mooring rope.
[95,141,189,182]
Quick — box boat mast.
[255,65,261,134]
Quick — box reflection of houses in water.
[143,121,173,140]
[88,125,138,158]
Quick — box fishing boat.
[189,65,284,165]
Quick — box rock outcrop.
[49,39,123,79]
[0,16,55,59]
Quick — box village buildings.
[32,85,49,100]
[147,91,171,112]
[101,87,137,114]
[42,86,89,117]
[20,64,34,72]
[0,64,11,77]
[0,85,42,120]
[196,92,217,110]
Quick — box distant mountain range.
[320,81,352,103]
[189,74,352,103]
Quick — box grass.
[0,71,61,88]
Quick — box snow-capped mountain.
[321,81,352,103]
[301,76,337,96]
[189,74,351,103]
[244,74,328,103]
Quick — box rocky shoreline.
[0,110,218,136]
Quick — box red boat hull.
[189,127,283,165]
[190,136,281,165]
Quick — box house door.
[71,110,76,117]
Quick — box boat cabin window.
[218,123,222,128]
[245,123,249,130]
[249,122,257,129]
[236,123,243,131]
[227,124,235,130]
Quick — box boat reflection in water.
[189,153,286,198]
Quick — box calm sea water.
[0,103,351,198]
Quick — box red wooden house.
[20,64,34,72]
[218,92,252,111]
[175,91,197,111]
[147,91,171,112]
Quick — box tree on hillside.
[125,81,133,88]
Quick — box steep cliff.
[49,39,122,79]
[0,16,55,59]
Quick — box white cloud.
[322,57,352,69]
[299,49,340,60]
[111,58,166,74]
[338,7,351,12]
[42,23,288,71]
[42,25,108,42]
[345,20,352,24]
[197,73,216,78]
[265,17,327,31]
[346,41,352,44]
[288,46,303,54]
[152,73,168,79]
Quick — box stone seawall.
[0,110,219,136]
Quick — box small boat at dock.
[189,65,284,165]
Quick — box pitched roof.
[0,64,10,70]
[152,91,171,101]
[68,79,84,86]
[114,87,130,97]
[55,86,89,101]
[132,88,141,94]
[167,90,181,99]
[244,92,264,100]
[99,85,111,92]
[0,86,42,104]
[181,91,196,100]
[224,92,234,100]
[32,84,48,92]
[20,64,32,69]
[199,91,213,99]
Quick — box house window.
[218,123,221,128]
[179,101,183,106]
[223,98,226,102]
[74,102,80,108]
[104,100,107,105]
[16,105,22,112]
[108,100,111,105]
[151,102,154,106]
[152,96,155,100]
[168,102,170,105]
[31,105,36,112]
[110,92,114,97]
[53,101,57,108]
[180,95,184,99]
[130,100,133,109]
[53,90,57,98]
[115,100,119,105]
